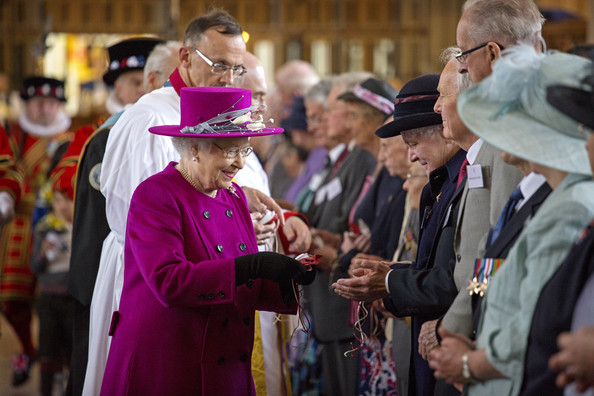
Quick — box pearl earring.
[192,156,197,161]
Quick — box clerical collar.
[163,68,186,96]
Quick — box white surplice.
[83,86,179,396]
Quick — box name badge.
[309,173,325,191]
[325,177,343,201]
[467,164,484,189]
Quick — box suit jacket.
[521,220,594,396]
[101,163,295,396]
[305,144,376,343]
[441,142,523,336]
[383,149,466,396]
[484,182,552,259]
[471,182,552,333]
[308,145,377,233]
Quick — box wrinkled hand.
[428,327,474,385]
[550,327,594,392]
[312,243,337,275]
[312,229,341,249]
[282,215,312,253]
[349,253,385,277]
[353,233,371,252]
[419,319,440,361]
[251,212,279,244]
[341,231,358,253]
[332,258,391,302]
[243,187,285,227]
[370,299,395,319]
[0,191,15,226]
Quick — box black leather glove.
[235,252,316,286]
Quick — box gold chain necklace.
[176,164,217,198]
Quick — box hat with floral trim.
[149,87,284,138]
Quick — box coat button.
[197,293,205,300]
[203,211,211,219]
[240,353,248,362]
[239,243,246,252]
[218,356,225,365]
[217,290,225,298]
[246,279,253,289]
[244,316,250,326]
[457,255,461,262]
[226,209,233,218]
[222,318,229,327]
[216,244,223,252]
[207,292,215,300]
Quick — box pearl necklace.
[176,164,217,198]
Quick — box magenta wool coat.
[100,162,297,396]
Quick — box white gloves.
[0,191,15,226]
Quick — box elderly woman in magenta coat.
[100,87,315,396]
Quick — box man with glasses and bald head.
[455,0,544,84]
[433,0,545,345]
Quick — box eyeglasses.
[455,42,505,64]
[213,142,253,159]
[188,46,247,77]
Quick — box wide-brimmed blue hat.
[375,74,442,138]
[458,46,592,176]
[546,57,594,131]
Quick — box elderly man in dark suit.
[333,74,465,396]
[417,51,522,357]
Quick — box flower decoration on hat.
[181,99,274,135]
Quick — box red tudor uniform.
[0,76,71,386]
[0,126,22,204]
[51,121,104,200]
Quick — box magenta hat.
[149,87,284,138]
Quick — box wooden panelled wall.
[0,0,588,91]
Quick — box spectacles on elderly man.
[213,142,253,159]
[188,46,247,77]
[455,42,505,64]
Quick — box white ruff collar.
[105,90,126,115]
[18,110,71,137]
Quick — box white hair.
[304,76,334,106]
[144,41,182,88]
[171,137,213,158]
[401,124,444,141]
[440,46,473,93]
[462,0,544,48]
[332,71,376,95]
[275,60,320,96]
